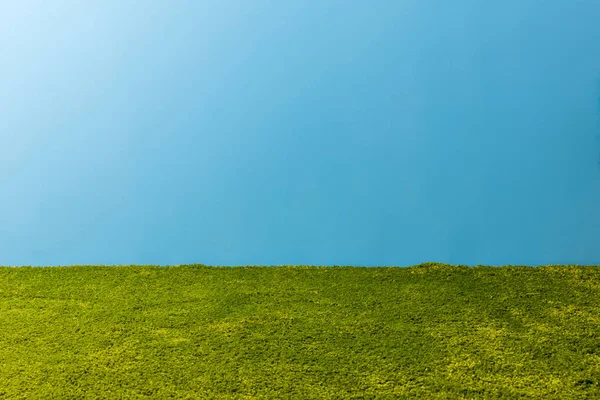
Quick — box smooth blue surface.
[2,1,600,267]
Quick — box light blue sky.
[1,1,599,267]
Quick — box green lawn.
[0,263,599,399]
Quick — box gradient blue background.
[2,1,600,267]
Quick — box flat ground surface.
[0,263,599,399]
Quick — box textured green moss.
[0,263,598,399]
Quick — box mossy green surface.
[0,263,599,399]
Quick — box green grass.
[0,263,599,399]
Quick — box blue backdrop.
[1,1,599,267]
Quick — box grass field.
[0,262,599,399]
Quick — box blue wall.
[1,1,599,267]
